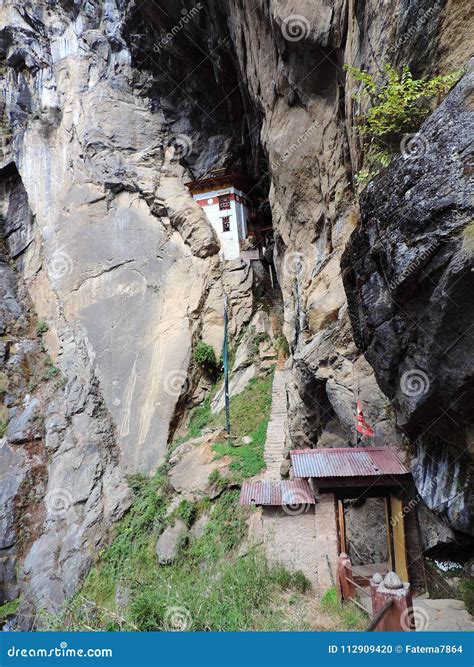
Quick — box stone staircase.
[262,366,288,480]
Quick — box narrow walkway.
[262,365,288,480]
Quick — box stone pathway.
[414,597,474,631]
[358,594,474,631]
[262,366,288,480]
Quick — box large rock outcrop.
[0,0,473,619]
[342,69,474,538]
[0,0,253,616]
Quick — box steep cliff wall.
[0,0,472,616]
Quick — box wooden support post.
[337,552,355,602]
[371,571,414,631]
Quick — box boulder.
[155,519,188,565]
[342,70,474,535]
[7,397,41,444]
[189,513,210,542]
[169,441,231,496]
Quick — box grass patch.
[174,499,197,528]
[213,419,268,481]
[44,366,314,632]
[459,579,474,616]
[210,372,273,438]
[211,372,273,481]
[0,599,19,623]
[189,490,247,563]
[345,64,462,188]
[48,486,309,632]
[321,587,367,630]
[36,320,49,336]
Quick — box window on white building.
[222,216,231,232]
[219,195,231,210]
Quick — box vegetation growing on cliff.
[346,64,462,188]
[41,370,358,632]
[193,340,220,376]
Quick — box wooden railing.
[336,553,415,631]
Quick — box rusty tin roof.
[290,447,409,479]
[240,479,315,506]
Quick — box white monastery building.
[185,171,251,260]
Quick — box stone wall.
[313,493,339,592]
[262,492,338,593]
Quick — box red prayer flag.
[354,400,375,437]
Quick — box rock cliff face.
[0,0,472,616]
[342,70,474,538]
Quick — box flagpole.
[223,293,230,440]
[356,382,360,446]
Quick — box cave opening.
[123,1,277,292]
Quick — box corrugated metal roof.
[290,447,409,479]
[240,479,315,506]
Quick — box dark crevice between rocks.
[0,165,50,607]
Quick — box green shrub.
[0,419,7,437]
[321,586,340,612]
[175,499,197,527]
[42,364,60,380]
[0,598,19,623]
[36,320,49,336]
[346,64,460,144]
[274,334,289,358]
[193,341,219,374]
[345,64,462,186]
